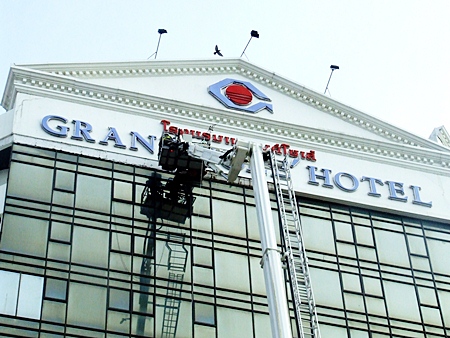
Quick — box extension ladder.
[269,152,321,338]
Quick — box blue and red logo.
[208,79,273,114]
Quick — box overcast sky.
[1,1,449,140]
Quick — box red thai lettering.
[161,119,170,131]
[306,150,316,161]
[202,132,211,141]
[212,135,223,143]
[271,144,282,155]
[280,143,290,155]
[168,126,178,134]
[289,149,299,158]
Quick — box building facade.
[1,59,450,338]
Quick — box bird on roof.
[214,45,223,57]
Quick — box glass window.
[215,250,249,292]
[384,281,420,322]
[410,256,430,271]
[41,300,66,323]
[350,329,370,337]
[75,174,111,213]
[374,229,409,267]
[50,221,71,242]
[0,270,44,319]
[250,256,266,295]
[212,199,246,238]
[309,267,343,308]
[0,213,49,257]
[418,286,437,306]
[320,324,348,337]
[17,274,43,319]
[67,282,107,330]
[107,310,130,334]
[302,216,336,254]
[217,307,252,338]
[45,278,67,301]
[192,195,211,217]
[7,162,53,202]
[342,272,361,292]
[193,266,214,286]
[355,225,374,246]
[48,241,70,262]
[111,231,131,253]
[55,170,75,192]
[437,290,450,327]
[334,221,354,242]
[72,226,109,268]
[195,302,215,325]
[427,238,450,275]
[344,293,365,313]
[407,235,427,256]
[109,288,130,310]
[337,242,357,258]
[421,306,443,326]
[365,296,386,316]
[113,180,133,201]
[109,252,132,275]
[363,276,383,297]
[194,324,216,337]
[194,246,212,267]
[254,313,272,338]
[357,246,377,262]
[0,270,20,316]
[52,190,74,207]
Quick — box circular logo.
[225,84,253,106]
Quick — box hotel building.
[1,59,450,338]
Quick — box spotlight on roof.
[148,29,168,60]
[241,30,260,58]
[324,64,340,95]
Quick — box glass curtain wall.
[0,144,278,338]
[299,199,450,338]
[0,144,449,337]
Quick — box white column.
[250,143,293,338]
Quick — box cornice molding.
[7,71,450,176]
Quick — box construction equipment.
[139,130,320,338]
[269,153,321,338]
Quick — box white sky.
[1,0,449,140]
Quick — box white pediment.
[6,58,447,154]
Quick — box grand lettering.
[307,166,432,208]
[41,115,156,154]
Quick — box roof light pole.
[324,65,339,95]
[148,29,167,60]
[241,30,259,58]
